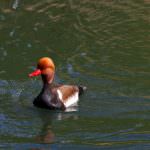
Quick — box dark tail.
[78,85,87,96]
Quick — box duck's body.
[33,83,85,110]
[29,57,86,110]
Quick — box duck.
[29,57,86,110]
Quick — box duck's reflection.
[34,106,78,145]
[35,124,54,144]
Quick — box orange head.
[29,57,55,84]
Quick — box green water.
[0,0,150,149]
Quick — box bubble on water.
[12,0,19,10]
[33,27,38,31]
[27,43,32,48]
[9,29,15,37]
[80,52,87,56]
[3,51,7,57]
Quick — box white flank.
[57,89,79,108]
[64,92,79,107]
[57,89,63,100]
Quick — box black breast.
[33,84,65,110]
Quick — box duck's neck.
[41,82,53,94]
[42,82,51,88]
[41,73,54,85]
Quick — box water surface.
[0,0,150,149]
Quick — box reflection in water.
[35,123,55,144]
[31,109,78,150]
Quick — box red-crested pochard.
[29,57,86,110]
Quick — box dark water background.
[0,0,150,149]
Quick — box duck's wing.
[56,85,79,108]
